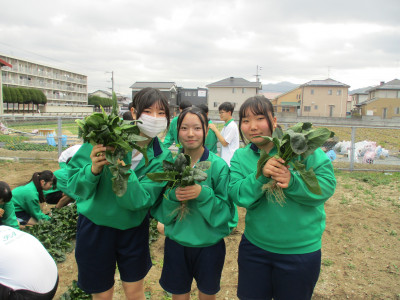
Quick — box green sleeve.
[1,202,20,230]
[228,152,270,208]
[26,198,50,221]
[195,167,234,227]
[163,117,178,148]
[116,152,173,211]
[67,143,101,202]
[284,148,336,207]
[150,187,181,225]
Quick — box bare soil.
[1,158,399,300]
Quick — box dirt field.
[1,158,399,300]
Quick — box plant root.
[262,180,286,206]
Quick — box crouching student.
[0,226,58,299]
[11,171,56,226]
[0,181,19,230]
[151,107,237,300]
[228,96,336,300]
[67,87,172,300]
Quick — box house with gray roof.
[356,79,400,119]
[206,77,262,112]
[272,78,350,117]
[129,82,178,115]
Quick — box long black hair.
[132,87,170,129]
[238,95,275,144]
[0,181,12,203]
[29,170,57,203]
[177,106,208,147]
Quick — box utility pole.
[106,71,114,95]
[254,65,262,82]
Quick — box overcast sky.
[1,0,399,96]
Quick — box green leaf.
[163,160,175,171]
[292,160,322,195]
[302,128,335,159]
[146,171,179,182]
[287,131,308,155]
[194,161,211,171]
[256,149,271,179]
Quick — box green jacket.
[205,120,218,154]
[11,181,51,221]
[163,116,179,148]
[151,148,237,247]
[229,143,336,254]
[0,202,19,229]
[43,169,71,196]
[67,137,172,230]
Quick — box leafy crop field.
[1,159,399,299]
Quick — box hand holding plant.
[147,153,211,220]
[76,106,148,197]
[256,122,334,205]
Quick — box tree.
[2,86,11,111]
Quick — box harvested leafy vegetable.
[76,106,148,197]
[256,122,334,205]
[147,153,211,220]
[24,204,78,263]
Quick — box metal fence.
[0,116,399,172]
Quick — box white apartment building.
[0,53,88,108]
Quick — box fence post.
[349,126,356,171]
[57,117,62,157]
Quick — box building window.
[304,106,311,112]
[282,107,290,112]
[311,89,314,95]
[395,107,400,114]
[232,88,236,93]
[314,105,318,110]
[242,88,246,93]
[337,90,342,96]
[328,89,332,95]
[214,102,219,108]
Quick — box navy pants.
[237,235,321,300]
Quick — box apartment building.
[0,53,88,109]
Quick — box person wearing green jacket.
[163,100,192,149]
[198,103,218,154]
[229,96,336,300]
[0,181,19,230]
[11,171,56,225]
[67,87,172,300]
[151,106,237,300]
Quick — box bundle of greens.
[256,122,334,205]
[147,153,211,220]
[76,106,148,197]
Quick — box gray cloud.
[1,0,399,94]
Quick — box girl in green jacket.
[152,106,236,300]
[11,171,56,226]
[229,96,336,300]
[67,87,172,300]
[0,181,19,229]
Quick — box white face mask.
[137,114,167,138]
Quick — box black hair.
[238,95,275,144]
[132,87,170,129]
[197,103,209,114]
[122,111,134,120]
[29,170,57,203]
[179,100,192,110]
[0,181,12,203]
[218,102,234,114]
[177,106,208,147]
